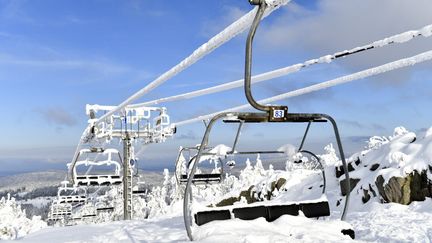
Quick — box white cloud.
[0,146,75,161]
[259,0,432,83]
[0,0,35,23]
[200,6,248,38]
[125,0,167,18]
[0,31,14,38]
[0,53,154,84]
[0,54,131,74]
[35,107,78,127]
[263,0,432,50]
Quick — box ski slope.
[11,199,432,243]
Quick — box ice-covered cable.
[174,49,432,127]
[129,24,432,108]
[95,0,290,124]
[68,125,92,178]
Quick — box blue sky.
[1,0,432,175]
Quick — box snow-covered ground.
[3,126,432,242]
[9,199,432,243]
[349,200,432,243]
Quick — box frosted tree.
[0,194,46,240]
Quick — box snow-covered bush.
[0,194,47,240]
[367,136,389,150]
[142,169,179,218]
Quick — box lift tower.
[76,104,175,220]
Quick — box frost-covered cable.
[95,0,290,124]
[175,49,432,126]
[130,24,432,108]
[68,125,92,181]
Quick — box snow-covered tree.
[0,194,46,240]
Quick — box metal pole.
[123,132,132,220]
[245,0,269,112]
[298,121,312,151]
[231,121,244,152]
[184,112,231,241]
[320,114,350,220]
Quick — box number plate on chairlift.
[269,106,288,122]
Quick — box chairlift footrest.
[194,201,329,226]
[180,174,222,184]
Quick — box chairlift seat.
[75,175,122,186]
[180,173,222,184]
[223,113,328,124]
[194,201,329,226]
[233,206,267,221]
[132,190,147,194]
[48,217,62,221]
[194,210,231,226]
[96,207,114,211]
[51,211,72,216]
[59,195,87,204]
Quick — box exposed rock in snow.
[375,170,432,205]
[341,126,432,208]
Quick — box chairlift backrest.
[73,148,122,176]
[175,146,226,185]
[57,186,87,198]
[69,148,124,186]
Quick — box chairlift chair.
[175,120,321,186]
[175,146,225,185]
[69,147,123,187]
[57,182,88,204]
[93,201,115,212]
[132,183,148,195]
[48,203,73,222]
[183,0,353,240]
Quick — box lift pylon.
[71,104,176,220]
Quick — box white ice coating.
[373,24,432,46]
[175,49,432,126]
[95,0,290,124]
[209,144,232,157]
[130,23,432,108]
[265,0,289,6]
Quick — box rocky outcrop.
[215,178,287,207]
[332,127,432,208]
[335,159,359,178]
[340,178,360,196]
[375,170,432,205]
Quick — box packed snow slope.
[6,126,432,242]
[9,200,432,243]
